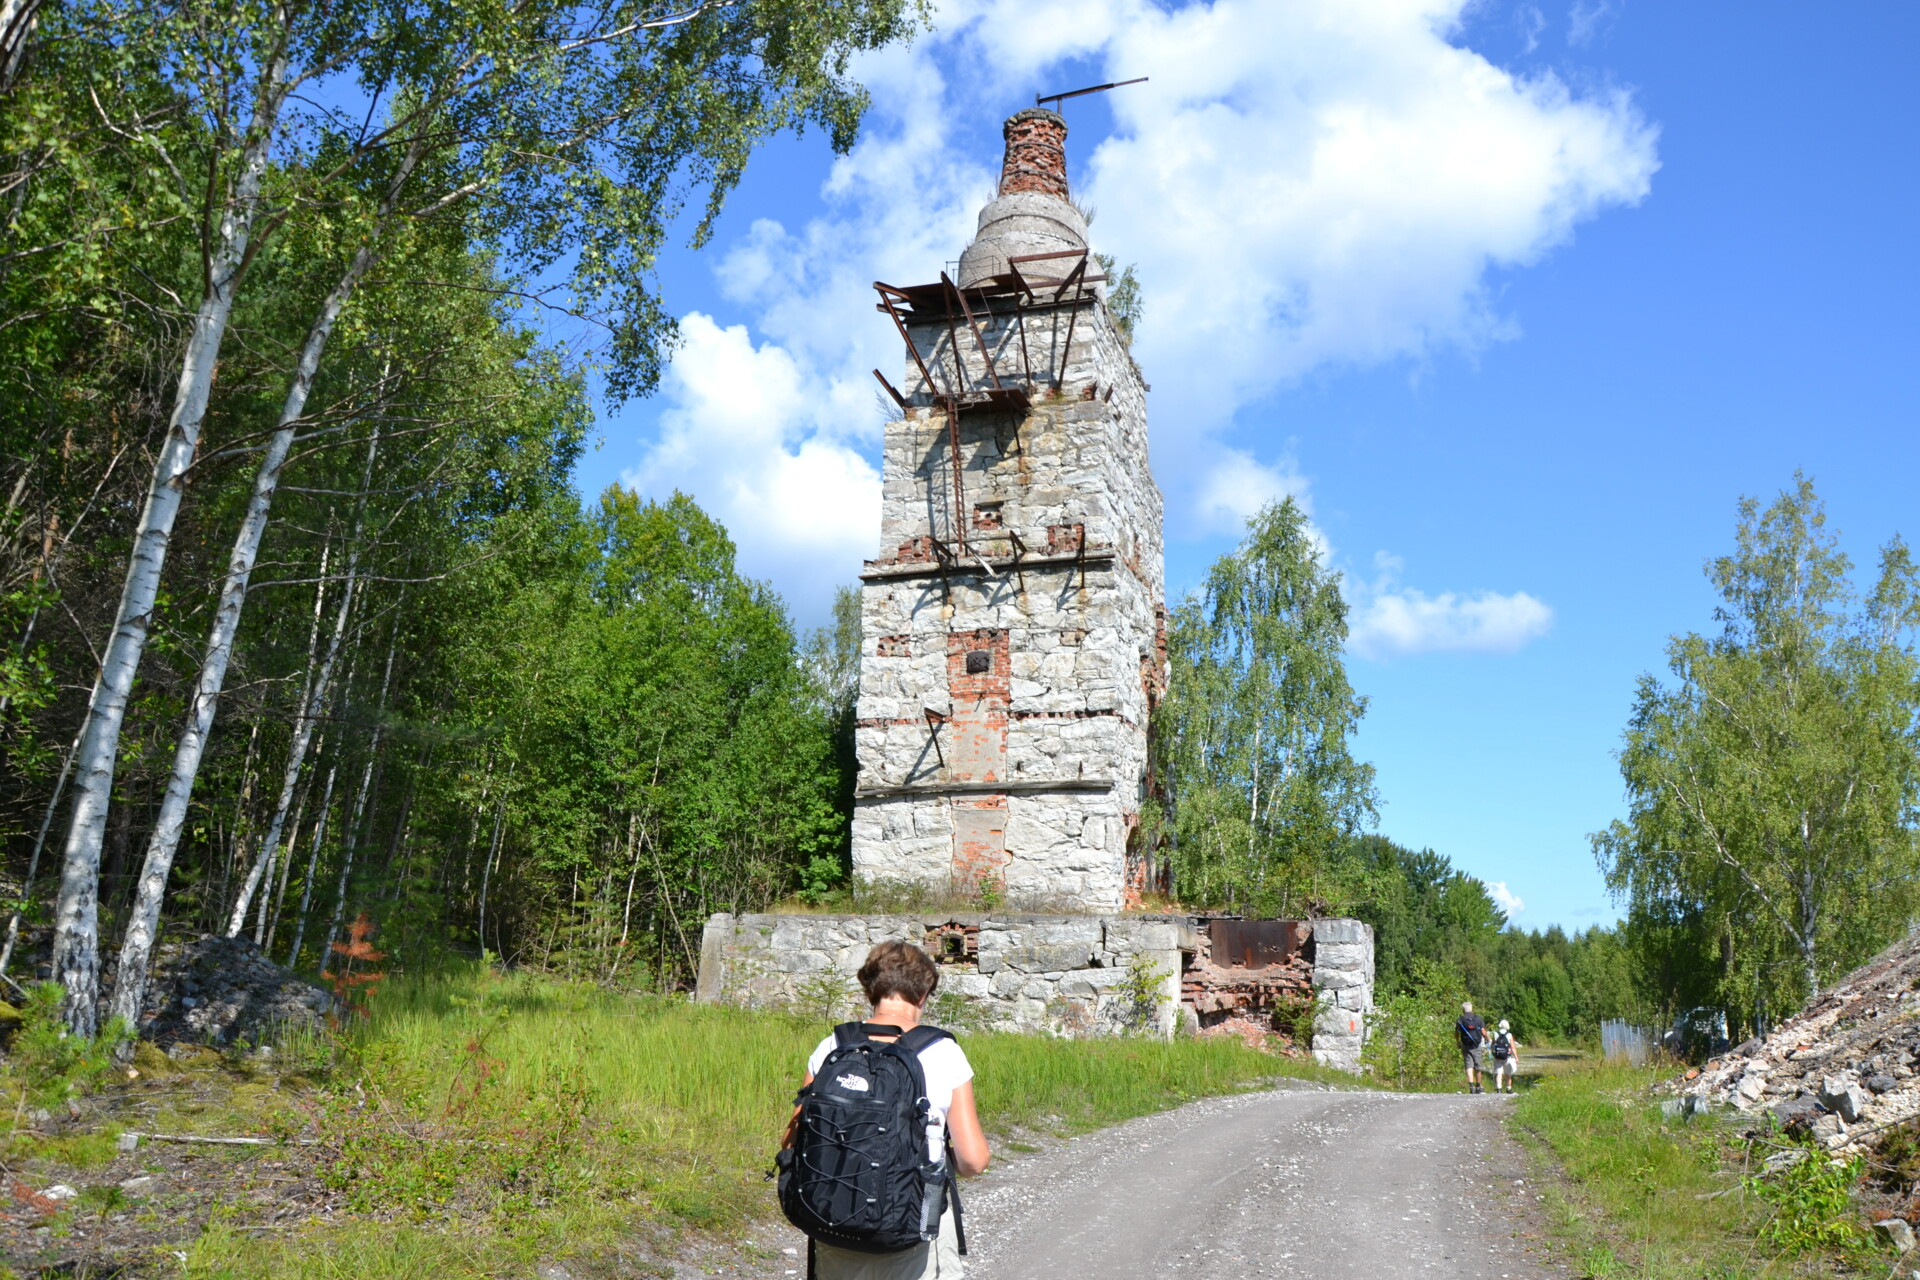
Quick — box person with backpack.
[779,940,989,1280]
[1456,1000,1489,1094]
[1488,1019,1521,1093]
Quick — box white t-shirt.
[808,1031,974,1165]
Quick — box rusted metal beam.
[1055,255,1091,387]
[942,401,967,550]
[943,271,1004,391]
[875,283,942,398]
[872,368,909,410]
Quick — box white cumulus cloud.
[1350,586,1555,658]
[1346,550,1554,658]
[1488,880,1526,917]
[622,0,1657,624]
[1193,449,1312,536]
[622,314,882,607]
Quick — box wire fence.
[1600,1018,1657,1065]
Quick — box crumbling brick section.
[951,796,1008,894]
[998,108,1070,200]
[926,921,981,965]
[947,629,1011,889]
[1181,925,1314,1028]
[1046,523,1085,555]
[876,634,911,658]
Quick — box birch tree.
[1150,498,1377,914]
[50,0,915,1032]
[1595,475,1920,1009]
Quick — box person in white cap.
[1489,1019,1521,1093]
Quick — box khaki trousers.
[812,1209,964,1280]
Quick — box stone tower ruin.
[851,108,1165,913]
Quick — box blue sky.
[571,0,1920,931]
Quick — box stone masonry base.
[694,912,1373,1070]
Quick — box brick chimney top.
[998,108,1069,200]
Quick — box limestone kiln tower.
[852,108,1165,913]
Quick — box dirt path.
[734,1083,1567,1280]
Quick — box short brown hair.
[858,940,940,1007]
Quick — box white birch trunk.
[261,732,321,949]
[0,0,45,91]
[285,758,340,969]
[324,632,395,966]
[226,545,364,938]
[51,43,290,1035]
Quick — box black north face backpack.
[777,1022,967,1274]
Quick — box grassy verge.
[1508,1063,1886,1278]
[18,965,1345,1278]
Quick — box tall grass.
[1508,1063,1869,1279]
[188,965,1334,1278]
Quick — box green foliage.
[1092,253,1143,347]
[1745,1148,1870,1258]
[4,984,133,1108]
[792,969,860,1025]
[1362,958,1468,1088]
[74,1184,127,1221]
[1594,474,1920,1022]
[1117,953,1169,1034]
[1340,835,1648,1042]
[926,986,993,1034]
[1150,498,1377,916]
[797,855,848,907]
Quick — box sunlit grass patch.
[184,964,1339,1277]
[1510,1063,1886,1278]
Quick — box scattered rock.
[42,1185,77,1202]
[1820,1081,1869,1124]
[115,1133,139,1154]
[534,1266,574,1280]
[1868,1073,1899,1094]
[1771,1093,1825,1132]
[117,1175,155,1196]
[1876,1218,1917,1253]
[1660,1099,1687,1120]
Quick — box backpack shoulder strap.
[896,1024,953,1056]
[832,1021,870,1050]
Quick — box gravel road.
[736,1084,1567,1280]
[958,1084,1564,1280]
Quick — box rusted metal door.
[1208,919,1304,970]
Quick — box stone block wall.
[697,912,1191,1037]
[1310,919,1375,1072]
[695,912,1375,1070]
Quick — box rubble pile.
[119,934,336,1048]
[1675,928,1920,1155]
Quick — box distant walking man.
[1456,1001,1488,1094]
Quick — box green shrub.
[1362,959,1467,1089]
[4,983,133,1108]
[1745,1147,1870,1258]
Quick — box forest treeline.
[0,0,911,1032]
[6,6,1913,1051]
[1149,492,1919,1048]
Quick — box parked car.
[1662,1006,1730,1062]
